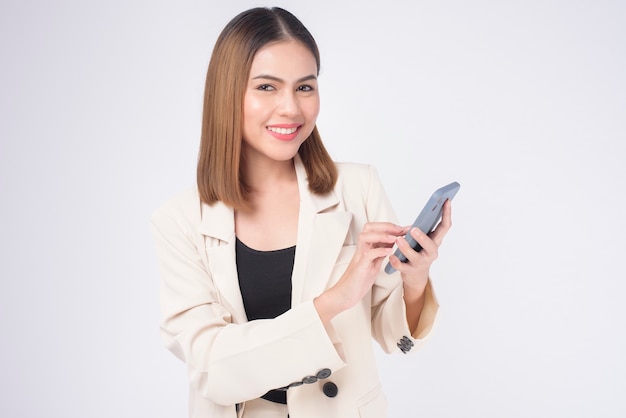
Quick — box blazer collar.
[197,155,340,242]
[198,199,234,243]
[294,154,340,215]
[196,155,350,323]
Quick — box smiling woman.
[242,41,320,170]
[195,8,335,211]
[151,7,450,418]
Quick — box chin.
[270,141,305,161]
[270,150,300,162]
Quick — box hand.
[388,199,453,292]
[314,222,405,324]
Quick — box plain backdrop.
[1,0,625,417]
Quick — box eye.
[256,84,275,91]
[297,85,314,92]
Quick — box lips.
[267,126,298,135]
[266,124,301,141]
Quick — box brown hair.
[197,7,337,209]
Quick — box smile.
[267,126,299,135]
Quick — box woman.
[151,7,451,418]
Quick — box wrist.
[402,279,427,301]
[314,290,339,325]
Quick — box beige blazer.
[151,156,439,418]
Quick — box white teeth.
[268,126,298,135]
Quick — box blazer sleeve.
[363,165,440,354]
[151,204,347,407]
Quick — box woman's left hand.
[387,199,453,292]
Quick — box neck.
[242,156,297,193]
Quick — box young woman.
[151,7,451,418]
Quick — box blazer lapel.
[291,157,353,306]
[198,201,248,324]
[197,156,352,322]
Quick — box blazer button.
[322,382,338,398]
[316,368,332,379]
[397,335,415,354]
[302,376,318,384]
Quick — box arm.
[315,165,443,353]
[152,207,346,406]
[390,199,452,334]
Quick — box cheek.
[243,95,268,122]
[304,97,320,121]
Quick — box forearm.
[165,301,346,405]
[403,282,426,335]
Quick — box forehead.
[249,40,318,77]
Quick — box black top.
[235,238,295,320]
[235,237,296,405]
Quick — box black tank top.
[235,238,295,320]
[235,238,296,405]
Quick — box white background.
[1,0,624,417]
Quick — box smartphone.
[384,181,460,274]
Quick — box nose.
[277,90,301,117]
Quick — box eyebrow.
[251,74,317,83]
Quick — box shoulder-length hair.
[197,7,337,209]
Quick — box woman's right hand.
[314,222,404,324]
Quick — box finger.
[400,225,412,234]
[429,200,452,246]
[387,254,412,274]
[356,246,394,265]
[367,246,395,261]
[387,252,423,275]
[394,228,438,266]
[362,222,405,236]
[409,227,438,256]
[358,230,399,248]
[394,230,422,263]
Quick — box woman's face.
[242,40,320,165]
